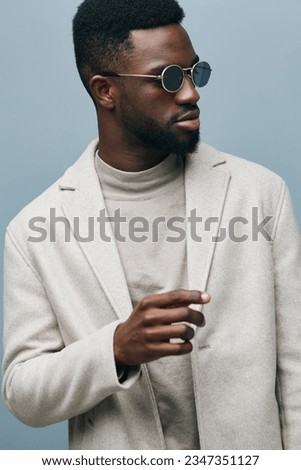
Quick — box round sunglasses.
[102,61,212,93]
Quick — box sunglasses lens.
[162,65,184,92]
[193,61,211,87]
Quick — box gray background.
[0,0,300,450]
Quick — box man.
[2,0,301,450]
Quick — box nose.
[175,75,200,105]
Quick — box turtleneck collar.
[94,151,184,200]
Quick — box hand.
[114,289,211,366]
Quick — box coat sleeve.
[273,183,301,449]
[2,230,140,428]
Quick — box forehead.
[129,24,197,70]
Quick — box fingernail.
[201,292,211,302]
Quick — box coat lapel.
[59,140,133,320]
[185,143,231,311]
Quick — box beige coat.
[2,141,301,449]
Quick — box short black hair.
[73,0,185,95]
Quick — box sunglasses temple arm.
[104,73,160,79]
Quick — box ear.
[89,75,116,110]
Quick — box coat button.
[198,344,211,351]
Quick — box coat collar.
[59,140,230,320]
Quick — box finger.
[187,308,206,327]
[150,341,194,358]
[144,323,196,342]
[143,306,205,327]
[138,289,211,310]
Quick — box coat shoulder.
[199,143,285,198]
[6,140,98,236]
[223,151,283,186]
[200,143,283,185]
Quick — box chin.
[172,130,200,158]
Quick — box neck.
[97,119,169,172]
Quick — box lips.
[175,109,201,131]
[176,110,200,123]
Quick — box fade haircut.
[73,0,185,96]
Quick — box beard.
[119,99,200,159]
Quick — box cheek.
[120,83,176,123]
[146,97,176,124]
[137,82,176,111]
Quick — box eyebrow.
[148,55,200,75]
